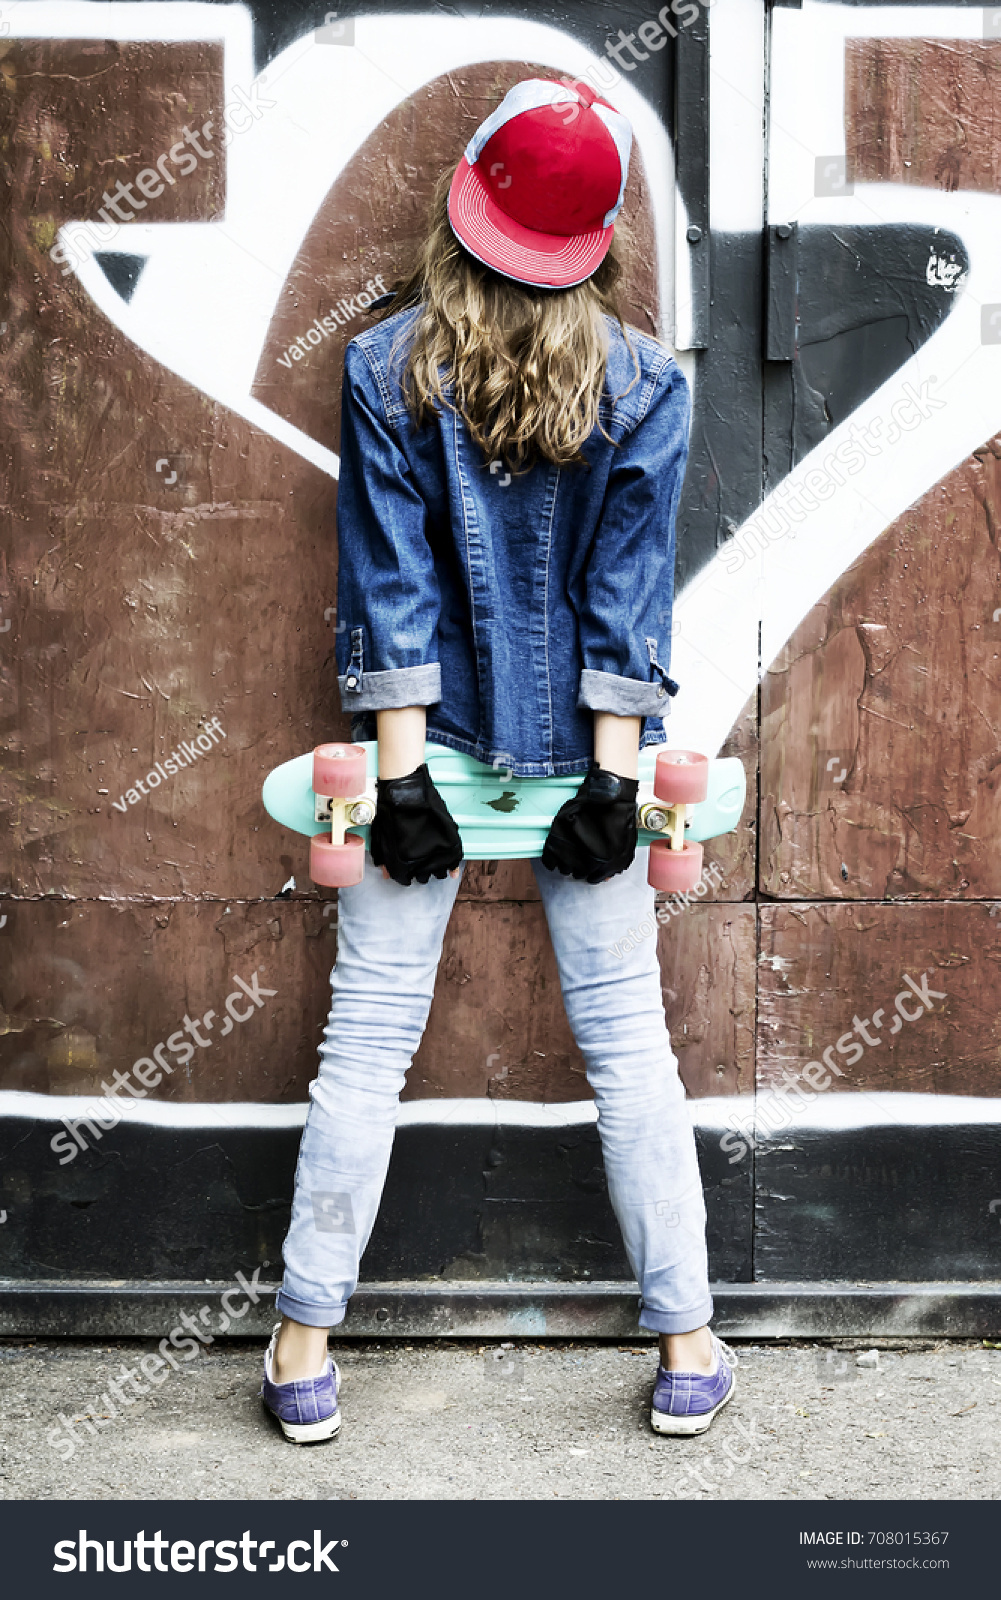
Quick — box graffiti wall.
[0,0,998,1332]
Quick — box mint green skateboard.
[263,742,745,891]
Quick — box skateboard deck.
[262,742,746,862]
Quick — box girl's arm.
[376,706,427,779]
[593,712,640,780]
[576,359,690,723]
[336,343,443,723]
[380,712,640,781]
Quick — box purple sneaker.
[650,1332,737,1436]
[261,1323,341,1444]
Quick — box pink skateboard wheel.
[648,838,704,893]
[312,743,367,798]
[653,750,709,806]
[310,831,365,887]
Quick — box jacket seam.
[629,353,674,431]
[610,368,673,436]
[602,318,674,430]
[541,465,559,766]
[353,336,407,426]
[453,407,484,736]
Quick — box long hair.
[380,173,639,472]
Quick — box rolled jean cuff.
[577,667,671,718]
[275,1288,348,1329]
[338,661,441,712]
[637,1294,715,1335]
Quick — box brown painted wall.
[0,22,995,1143]
[0,40,343,908]
[758,903,1000,1097]
[760,441,1001,902]
[0,38,751,1111]
[846,38,1001,192]
[0,894,754,1105]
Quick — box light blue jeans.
[277,851,713,1334]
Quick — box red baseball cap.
[448,78,633,290]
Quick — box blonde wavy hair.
[380,174,639,472]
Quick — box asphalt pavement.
[2,1338,998,1501]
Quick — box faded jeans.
[277,851,713,1335]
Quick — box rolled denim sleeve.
[335,340,442,713]
[576,356,691,719]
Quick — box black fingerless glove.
[541,763,639,884]
[369,762,464,886]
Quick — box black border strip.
[3,1279,1000,1339]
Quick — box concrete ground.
[2,1338,999,1500]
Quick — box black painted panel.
[676,231,764,580]
[765,223,797,361]
[763,224,968,491]
[10,1113,998,1290]
[0,1116,751,1286]
[755,1124,1001,1281]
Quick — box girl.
[261,77,735,1443]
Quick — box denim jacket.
[335,307,690,777]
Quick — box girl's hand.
[541,763,639,883]
[370,763,464,886]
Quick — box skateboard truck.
[644,750,709,893]
[313,791,376,826]
[309,743,372,887]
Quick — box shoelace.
[713,1333,739,1369]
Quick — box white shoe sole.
[650,1372,736,1436]
[274,1408,342,1444]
